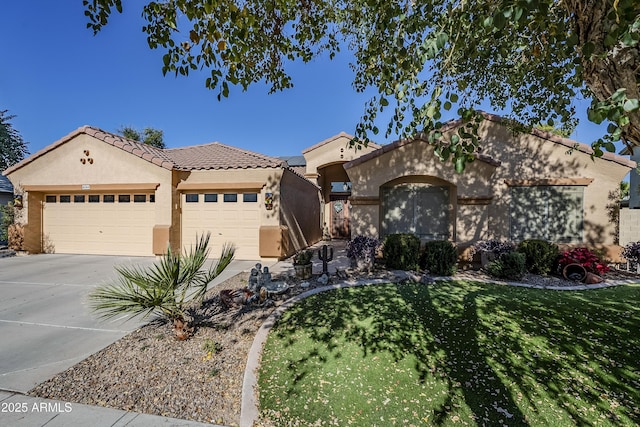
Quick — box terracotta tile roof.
[4,126,284,175]
[4,126,175,174]
[164,142,284,170]
[83,126,175,169]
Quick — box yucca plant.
[89,233,235,340]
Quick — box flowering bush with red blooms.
[557,247,610,275]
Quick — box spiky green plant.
[89,233,235,340]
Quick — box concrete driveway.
[0,254,259,393]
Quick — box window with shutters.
[509,186,583,243]
[381,184,450,240]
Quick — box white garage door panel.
[43,199,154,256]
[181,195,260,260]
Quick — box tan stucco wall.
[346,141,496,240]
[346,119,630,246]
[477,121,628,245]
[6,134,173,254]
[303,135,375,180]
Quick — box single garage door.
[43,193,155,256]
[181,192,260,260]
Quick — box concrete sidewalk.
[0,391,222,426]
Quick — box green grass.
[258,281,640,426]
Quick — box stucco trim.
[504,178,594,187]
[22,183,160,192]
[343,111,636,170]
[457,196,493,205]
[350,196,380,205]
[343,134,501,170]
[301,132,381,155]
[176,182,266,191]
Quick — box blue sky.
[0,1,616,159]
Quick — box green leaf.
[513,7,524,22]
[435,32,448,49]
[611,88,627,102]
[604,33,617,46]
[493,12,506,30]
[444,101,452,111]
[380,97,389,107]
[566,32,579,47]
[449,93,459,103]
[623,98,639,112]
[587,108,605,124]
[455,156,466,173]
[582,42,595,58]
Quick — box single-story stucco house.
[344,112,635,251]
[2,127,325,259]
[3,112,634,260]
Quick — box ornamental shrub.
[557,247,610,275]
[420,240,458,276]
[486,251,527,280]
[517,239,559,275]
[471,239,517,258]
[622,241,640,263]
[346,235,379,261]
[383,233,421,270]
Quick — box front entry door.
[330,198,350,239]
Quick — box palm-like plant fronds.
[89,233,235,334]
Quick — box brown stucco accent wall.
[278,169,322,256]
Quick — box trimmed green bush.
[486,251,527,280]
[383,233,421,270]
[420,240,458,276]
[517,239,559,275]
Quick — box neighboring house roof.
[165,142,284,170]
[4,126,285,175]
[278,155,307,177]
[344,112,636,169]
[279,155,306,167]
[301,131,381,154]
[0,175,13,194]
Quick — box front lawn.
[258,281,640,426]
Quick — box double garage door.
[43,193,155,256]
[42,191,262,259]
[181,192,260,260]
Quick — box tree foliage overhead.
[118,125,166,149]
[84,0,639,172]
[0,110,29,171]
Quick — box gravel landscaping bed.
[27,271,338,426]
[27,266,638,426]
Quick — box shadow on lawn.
[270,281,640,426]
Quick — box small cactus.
[318,245,334,274]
